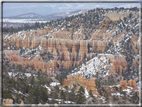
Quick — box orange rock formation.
[107,55,127,74]
[63,74,97,94]
[119,79,137,89]
[3,98,13,106]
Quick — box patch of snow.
[8,72,18,76]
[50,82,60,87]
[23,34,26,40]
[85,87,89,98]
[4,35,9,39]
[48,98,52,100]
[24,73,31,77]
[111,93,121,96]
[64,101,75,104]
[3,18,47,23]
[123,88,131,94]
[55,99,62,102]
[42,85,51,93]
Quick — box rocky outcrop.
[131,56,139,70]
[10,36,48,49]
[106,12,129,21]
[4,50,81,73]
[119,79,137,89]
[79,40,88,60]
[73,32,86,40]
[119,80,128,89]
[3,98,13,105]
[107,55,127,74]
[127,79,137,88]
[63,74,97,94]
[51,29,72,39]
[131,42,139,54]
[20,101,24,107]
[97,54,127,74]
[4,31,110,64]
[97,41,108,52]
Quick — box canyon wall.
[5,36,109,60]
[4,48,128,74]
[4,50,81,73]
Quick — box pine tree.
[50,89,58,100]
[34,84,40,104]
[59,75,64,85]
[69,88,76,102]
[60,90,66,101]
[54,85,59,93]
[76,86,86,104]
[40,87,48,103]
[31,74,35,86]
[89,90,93,98]
[105,93,109,102]
[35,22,40,29]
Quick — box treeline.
[3,22,47,34]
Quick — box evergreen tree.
[105,93,109,102]
[69,88,76,102]
[89,90,93,98]
[50,89,58,100]
[95,79,101,88]
[54,85,59,93]
[35,22,40,29]
[27,86,35,103]
[31,74,35,85]
[40,87,48,103]
[76,86,86,104]
[60,90,66,101]
[34,84,40,104]
[59,75,64,85]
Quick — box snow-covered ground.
[85,87,89,98]
[48,98,75,104]
[3,18,47,23]
[111,92,124,97]
[8,72,36,77]
[69,54,112,79]
[49,82,60,87]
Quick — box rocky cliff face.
[3,35,110,73]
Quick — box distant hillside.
[3,9,86,23]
